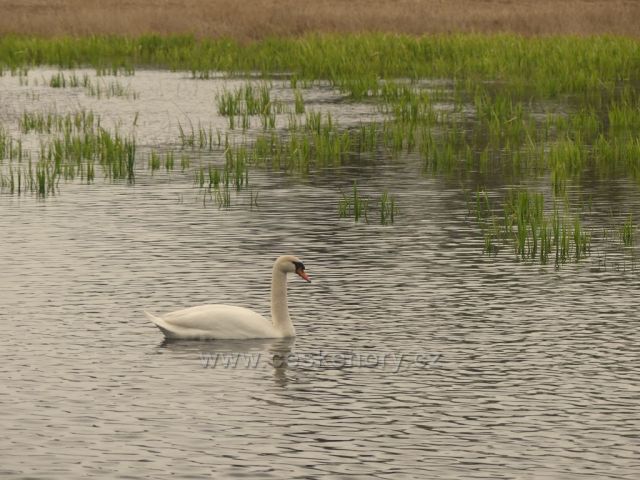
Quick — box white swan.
[145,255,310,340]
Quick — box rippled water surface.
[1,70,639,479]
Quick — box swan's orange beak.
[296,269,311,283]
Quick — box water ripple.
[0,69,639,479]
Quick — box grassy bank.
[0,1,639,39]
[1,34,639,99]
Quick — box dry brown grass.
[0,0,639,39]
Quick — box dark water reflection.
[0,70,639,479]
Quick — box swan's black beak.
[296,268,311,283]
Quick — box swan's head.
[275,255,311,283]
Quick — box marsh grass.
[216,83,285,130]
[476,189,596,265]
[215,186,231,208]
[294,90,305,114]
[379,190,398,225]
[46,71,138,99]
[20,110,99,135]
[191,142,252,209]
[338,182,399,225]
[1,113,138,196]
[338,182,369,223]
[148,150,175,172]
[621,215,634,247]
[3,34,640,261]
[178,122,223,150]
[3,35,639,101]
[245,110,357,173]
[168,69,640,240]
[86,78,139,99]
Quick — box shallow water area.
[0,68,639,479]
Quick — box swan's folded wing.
[159,304,277,339]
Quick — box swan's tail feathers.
[145,310,174,338]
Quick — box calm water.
[0,70,639,479]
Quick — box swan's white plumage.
[145,306,277,340]
[145,255,310,340]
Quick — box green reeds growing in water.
[379,190,398,225]
[1,34,637,100]
[246,111,356,173]
[224,145,250,190]
[0,126,19,160]
[215,186,232,208]
[149,150,161,171]
[5,34,640,244]
[0,160,60,197]
[1,122,139,197]
[338,182,399,225]
[95,130,136,182]
[178,122,223,150]
[148,150,175,172]
[476,189,591,266]
[294,89,305,114]
[192,144,251,209]
[216,83,286,130]
[195,166,232,209]
[215,83,285,117]
[85,78,139,99]
[49,72,71,88]
[339,181,369,223]
[47,72,138,98]
[621,215,634,247]
[20,110,100,135]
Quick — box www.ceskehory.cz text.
[200,351,442,372]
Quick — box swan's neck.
[271,267,295,337]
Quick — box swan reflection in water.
[157,336,296,386]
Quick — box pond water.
[0,69,639,479]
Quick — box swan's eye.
[293,261,305,271]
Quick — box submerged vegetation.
[1,33,640,266]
